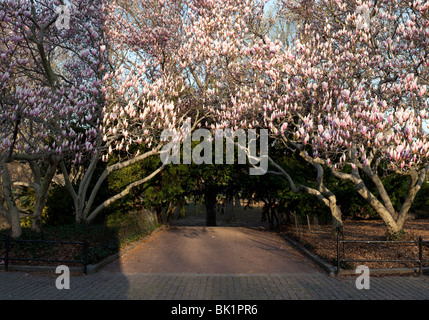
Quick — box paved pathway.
[102,226,321,274]
[0,225,428,300]
[0,270,427,300]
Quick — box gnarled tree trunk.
[1,161,21,238]
[268,157,344,234]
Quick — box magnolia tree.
[102,0,268,153]
[224,0,429,236]
[209,5,347,231]
[288,0,429,236]
[0,0,269,232]
[91,0,269,225]
[79,0,202,224]
[0,0,103,237]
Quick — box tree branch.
[85,163,166,223]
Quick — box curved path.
[102,226,322,274]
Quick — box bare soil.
[282,219,429,270]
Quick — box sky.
[264,0,277,15]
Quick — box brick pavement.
[0,270,427,300]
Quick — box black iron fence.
[336,232,429,275]
[0,235,89,274]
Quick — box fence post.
[418,236,423,275]
[336,231,340,275]
[4,234,10,272]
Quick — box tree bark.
[224,194,235,222]
[30,159,59,231]
[204,191,217,226]
[1,161,21,238]
[8,206,21,239]
[396,167,428,230]
[60,146,163,224]
[268,157,344,233]
[85,164,165,223]
[328,195,343,234]
[328,164,405,236]
[353,181,402,234]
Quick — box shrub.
[0,209,159,266]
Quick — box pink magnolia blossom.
[0,0,104,163]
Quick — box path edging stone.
[284,237,336,276]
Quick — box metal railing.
[336,232,429,275]
[0,235,89,274]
